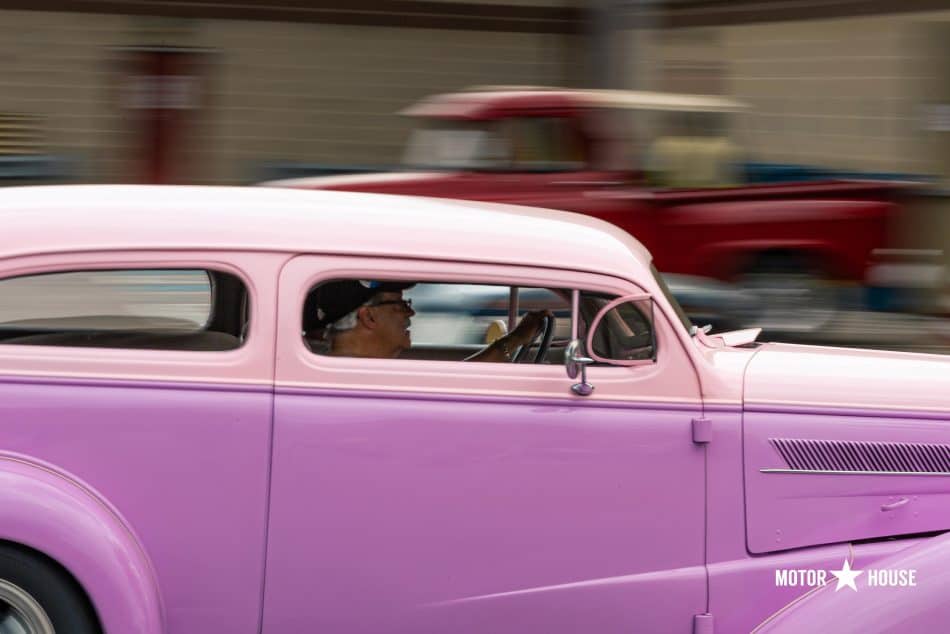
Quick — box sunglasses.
[372,298,413,312]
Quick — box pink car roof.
[0,185,653,283]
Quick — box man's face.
[369,291,415,356]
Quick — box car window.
[406,283,572,345]
[0,269,248,351]
[304,280,572,363]
[303,279,659,365]
[581,292,657,363]
[651,264,692,331]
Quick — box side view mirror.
[565,339,594,396]
[586,294,657,366]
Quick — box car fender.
[0,452,164,634]
[753,532,950,632]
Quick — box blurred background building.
[0,2,586,185]
[0,1,948,185]
[624,1,950,180]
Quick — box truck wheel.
[0,544,100,634]
[738,254,838,334]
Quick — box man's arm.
[465,310,552,363]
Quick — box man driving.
[310,280,550,362]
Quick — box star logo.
[830,558,863,592]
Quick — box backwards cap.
[307,279,415,329]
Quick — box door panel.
[264,393,704,633]
[0,380,271,633]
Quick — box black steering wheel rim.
[512,315,555,364]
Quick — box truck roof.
[401,86,748,120]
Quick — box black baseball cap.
[307,280,415,329]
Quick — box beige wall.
[627,10,950,176]
[0,11,127,181]
[202,20,582,183]
[0,9,583,184]
[12,5,946,183]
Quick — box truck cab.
[264,87,914,334]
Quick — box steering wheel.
[513,315,555,364]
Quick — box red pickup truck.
[263,87,914,332]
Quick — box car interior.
[304,281,656,364]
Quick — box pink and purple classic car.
[0,185,947,634]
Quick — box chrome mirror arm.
[571,361,594,396]
[565,339,595,397]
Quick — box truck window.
[402,117,585,172]
[505,117,586,171]
[403,121,509,170]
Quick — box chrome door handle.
[881,497,909,512]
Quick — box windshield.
[651,264,693,331]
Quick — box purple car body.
[0,185,947,634]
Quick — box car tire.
[0,544,100,634]
[737,253,838,335]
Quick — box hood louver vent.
[770,438,950,474]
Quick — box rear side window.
[0,269,248,351]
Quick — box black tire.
[0,543,100,634]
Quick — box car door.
[262,255,707,633]
[0,252,282,634]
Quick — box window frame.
[0,250,280,386]
[276,255,699,404]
